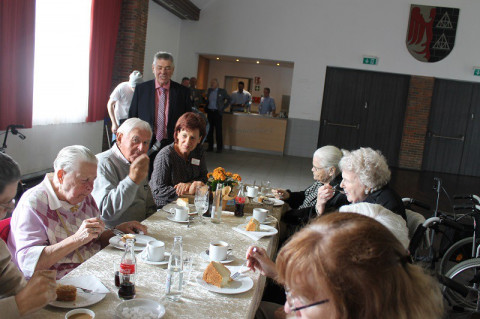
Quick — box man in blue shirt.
[259,87,276,115]
[206,79,231,153]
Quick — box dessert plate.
[49,290,106,309]
[109,234,156,252]
[253,197,284,206]
[235,224,278,236]
[245,215,276,225]
[195,271,253,294]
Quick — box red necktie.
[156,88,166,141]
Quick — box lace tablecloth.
[27,205,283,319]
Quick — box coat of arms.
[406,5,459,62]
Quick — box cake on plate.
[203,261,233,287]
[245,218,260,231]
[56,284,77,301]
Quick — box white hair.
[117,118,152,138]
[53,145,97,174]
[339,147,390,192]
[152,51,174,68]
[339,202,409,249]
[313,145,343,175]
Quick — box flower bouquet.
[207,167,241,192]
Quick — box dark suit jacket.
[205,88,231,114]
[129,79,192,143]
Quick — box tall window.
[33,0,92,125]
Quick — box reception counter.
[222,112,287,153]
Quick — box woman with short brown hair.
[247,213,443,319]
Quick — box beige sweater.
[0,239,26,318]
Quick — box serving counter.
[222,113,287,153]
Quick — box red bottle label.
[235,197,246,204]
[120,263,135,274]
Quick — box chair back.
[0,217,11,243]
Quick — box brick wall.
[103,0,149,151]
[398,76,435,169]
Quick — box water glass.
[183,255,194,285]
[261,180,271,196]
[195,187,209,223]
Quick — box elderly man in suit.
[205,78,231,153]
[128,51,192,170]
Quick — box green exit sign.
[474,67,480,76]
[363,56,379,65]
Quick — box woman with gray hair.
[316,147,406,220]
[8,145,146,279]
[275,145,348,228]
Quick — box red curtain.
[86,0,122,122]
[0,0,36,130]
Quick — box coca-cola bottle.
[234,183,246,217]
[118,238,136,300]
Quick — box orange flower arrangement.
[207,167,241,190]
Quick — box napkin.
[232,226,273,241]
[58,275,109,294]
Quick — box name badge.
[191,158,200,166]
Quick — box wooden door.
[459,84,480,176]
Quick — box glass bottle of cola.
[118,238,136,300]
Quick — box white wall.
[143,0,182,82]
[4,122,103,177]
[207,60,293,108]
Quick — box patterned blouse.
[150,143,208,207]
[8,174,101,279]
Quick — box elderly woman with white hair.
[316,147,406,220]
[276,145,348,227]
[8,145,146,279]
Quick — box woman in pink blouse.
[8,145,147,279]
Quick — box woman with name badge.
[150,112,208,207]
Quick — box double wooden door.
[318,67,410,166]
[422,79,480,176]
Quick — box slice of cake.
[203,261,233,287]
[56,284,77,301]
[177,198,189,207]
[121,234,135,243]
[246,218,261,231]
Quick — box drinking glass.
[183,254,194,285]
[261,180,271,196]
[195,187,209,223]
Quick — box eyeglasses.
[312,165,329,172]
[285,289,329,313]
[0,198,16,212]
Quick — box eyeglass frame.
[312,165,330,172]
[285,289,330,313]
[0,198,16,211]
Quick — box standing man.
[107,71,143,138]
[230,81,251,112]
[206,79,231,153]
[128,51,192,169]
[92,118,156,227]
[181,77,190,87]
[259,87,276,115]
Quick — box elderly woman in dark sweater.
[150,112,208,207]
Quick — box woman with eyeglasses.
[246,213,443,319]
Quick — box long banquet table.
[27,201,284,319]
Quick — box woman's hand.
[15,270,57,316]
[116,221,148,235]
[315,185,334,216]
[188,181,205,194]
[174,182,192,195]
[246,246,277,279]
[273,189,289,200]
[74,217,105,244]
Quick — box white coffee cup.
[246,186,259,198]
[253,208,268,223]
[170,207,189,221]
[66,308,95,319]
[209,240,230,262]
[146,240,165,262]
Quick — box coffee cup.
[170,207,189,221]
[65,308,95,319]
[246,186,259,198]
[146,240,165,262]
[253,208,268,223]
[209,240,231,261]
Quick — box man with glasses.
[0,153,57,317]
[129,51,192,172]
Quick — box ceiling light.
[276,63,280,66]
[236,59,240,62]
[216,57,219,60]
[256,61,260,64]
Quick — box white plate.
[49,289,106,309]
[166,215,190,223]
[116,298,165,319]
[138,251,170,265]
[162,203,197,215]
[245,215,276,225]
[109,234,157,252]
[236,224,278,236]
[199,250,235,264]
[253,197,284,206]
[195,272,253,294]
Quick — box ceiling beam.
[153,0,200,21]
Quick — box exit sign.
[474,67,480,76]
[363,56,379,65]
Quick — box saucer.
[245,215,276,225]
[254,197,284,206]
[138,250,170,265]
[200,250,235,264]
[167,215,190,223]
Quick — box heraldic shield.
[406,4,459,62]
